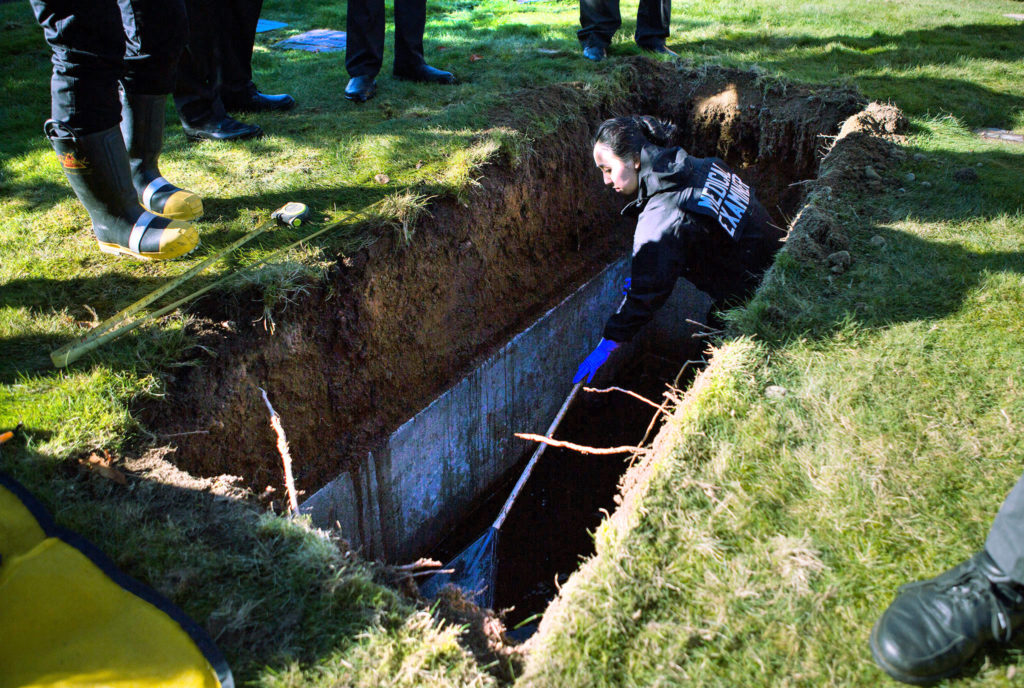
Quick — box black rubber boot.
[120,91,203,221]
[46,121,199,261]
[870,550,1024,685]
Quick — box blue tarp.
[256,19,288,32]
[274,29,347,53]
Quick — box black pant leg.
[634,0,670,47]
[577,0,620,48]
[346,0,385,78]
[221,0,263,95]
[986,474,1024,584]
[174,0,227,125]
[30,0,125,134]
[393,0,426,73]
[120,0,187,95]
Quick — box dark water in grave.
[427,346,704,637]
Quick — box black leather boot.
[222,82,296,113]
[392,64,455,84]
[120,91,203,221]
[181,115,264,142]
[345,76,377,102]
[871,550,1024,684]
[636,41,678,57]
[46,121,198,261]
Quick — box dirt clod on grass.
[954,166,980,183]
[783,198,843,264]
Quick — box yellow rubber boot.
[47,120,199,261]
[121,91,204,221]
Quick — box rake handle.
[492,381,582,531]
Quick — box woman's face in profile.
[593,142,640,196]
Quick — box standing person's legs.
[119,0,186,97]
[119,0,202,221]
[871,472,1024,685]
[346,0,385,79]
[217,0,296,111]
[220,0,262,97]
[578,0,620,58]
[31,0,125,134]
[174,0,263,139]
[174,0,224,126]
[634,0,672,51]
[344,0,383,101]
[392,0,426,74]
[392,0,454,83]
[32,0,198,260]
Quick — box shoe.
[345,76,377,102]
[392,64,455,84]
[222,82,296,113]
[120,91,203,221]
[637,42,678,57]
[870,550,1024,685]
[182,115,263,142]
[45,121,198,261]
[582,44,606,61]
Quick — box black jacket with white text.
[603,144,764,342]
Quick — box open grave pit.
[142,59,867,566]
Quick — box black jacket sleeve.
[602,194,693,342]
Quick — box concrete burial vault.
[301,260,711,561]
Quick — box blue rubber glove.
[573,338,620,384]
[621,277,631,296]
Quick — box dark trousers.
[30,0,186,134]
[987,474,1024,584]
[174,0,263,126]
[577,0,670,49]
[345,0,426,78]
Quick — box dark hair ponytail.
[592,115,679,160]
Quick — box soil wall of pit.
[146,60,864,511]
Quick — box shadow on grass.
[738,146,1024,347]
[0,440,406,682]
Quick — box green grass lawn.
[2,0,1024,684]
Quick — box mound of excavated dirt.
[143,60,868,521]
[784,197,848,265]
[836,101,908,141]
[783,101,909,269]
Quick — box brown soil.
[142,59,866,502]
[786,100,909,266]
